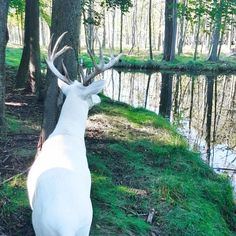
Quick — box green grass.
[5,47,22,68]
[116,54,236,74]
[87,97,236,235]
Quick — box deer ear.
[84,80,106,97]
[57,79,69,95]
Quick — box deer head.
[46,32,122,108]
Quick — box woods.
[0,0,236,235]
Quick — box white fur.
[27,79,105,236]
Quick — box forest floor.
[1,68,236,235]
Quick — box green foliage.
[9,0,25,14]
[39,0,51,26]
[101,0,133,13]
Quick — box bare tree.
[15,0,41,94]
[149,0,153,60]
[0,0,9,132]
[163,0,177,61]
[208,0,223,62]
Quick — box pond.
[97,69,236,194]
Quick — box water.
[97,69,236,193]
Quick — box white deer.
[27,32,122,236]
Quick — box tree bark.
[193,0,203,60]
[28,0,41,94]
[120,12,123,53]
[15,0,30,88]
[102,8,106,49]
[0,0,9,132]
[157,8,163,52]
[163,0,177,61]
[39,0,81,145]
[208,0,223,62]
[149,0,153,60]
[15,0,41,94]
[177,0,188,55]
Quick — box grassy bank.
[114,54,236,74]
[1,90,236,235]
[6,46,236,74]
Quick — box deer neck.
[51,94,89,139]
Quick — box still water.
[97,69,236,193]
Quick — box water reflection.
[99,69,236,192]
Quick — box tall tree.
[192,0,204,60]
[177,0,189,55]
[208,0,224,61]
[40,0,81,145]
[149,0,153,60]
[15,0,41,94]
[163,0,177,61]
[0,0,9,132]
[120,11,124,53]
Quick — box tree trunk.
[28,0,41,94]
[157,8,163,52]
[163,0,177,61]
[0,0,9,132]
[170,0,177,61]
[193,15,201,60]
[15,0,31,88]
[111,9,116,50]
[120,12,123,53]
[148,0,153,60]
[102,8,106,49]
[129,0,137,54]
[217,9,228,58]
[15,0,41,94]
[39,0,81,146]
[87,0,94,54]
[177,0,188,55]
[208,0,223,62]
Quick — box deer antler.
[80,34,123,85]
[46,32,73,85]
